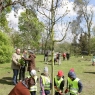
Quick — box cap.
[68,71,76,78]
[69,68,74,72]
[30,70,36,76]
[43,66,48,73]
[58,70,63,77]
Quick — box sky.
[7,0,95,36]
[89,0,95,5]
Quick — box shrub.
[0,31,13,63]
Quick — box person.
[92,55,95,66]
[29,69,38,95]
[19,50,28,81]
[40,66,52,95]
[22,50,36,74]
[54,70,65,95]
[11,48,21,85]
[8,77,35,95]
[44,51,48,63]
[54,53,58,65]
[65,71,83,95]
[56,52,61,65]
[65,68,75,94]
[62,53,66,61]
[66,52,70,60]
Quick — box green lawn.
[0,54,95,95]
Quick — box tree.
[10,30,23,49]
[55,42,71,53]
[73,0,94,54]
[18,9,44,49]
[0,31,13,63]
[0,5,11,33]
[90,37,95,53]
[79,33,88,53]
[36,0,71,94]
[70,19,83,55]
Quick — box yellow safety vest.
[41,75,50,90]
[54,76,63,92]
[29,76,38,91]
[69,78,80,95]
[67,77,72,89]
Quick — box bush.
[0,32,13,63]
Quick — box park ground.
[0,54,95,95]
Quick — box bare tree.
[36,0,71,94]
[73,0,94,54]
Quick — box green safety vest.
[67,77,72,89]
[28,76,38,91]
[41,75,50,90]
[69,78,80,95]
[54,76,63,92]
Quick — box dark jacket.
[24,54,36,71]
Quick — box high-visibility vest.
[69,78,80,95]
[67,77,72,89]
[54,76,63,92]
[41,75,50,90]
[29,76,38,91]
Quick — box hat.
[28,50,34,54]
[69,68,74,72]
[43,66,48,73]
[68,71,76,78]
[30,70,36,76]
[58,70,63,77]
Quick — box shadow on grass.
[0,77,13,85]
[84,72,95,74]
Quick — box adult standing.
[44,51,49,64]
[54,70,65,95]
[56,52,61,65]
[40,66,52,95]
[66,52,70,60]
[11,49,21,85]
[62,53,66,61]
[19,50,28,81]
[8,77,35,95]
[67,71,83,95]
[23,50,36,74]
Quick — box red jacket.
[8,82,30,95]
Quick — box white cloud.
[7,0,95,32]
[6,9,25,30]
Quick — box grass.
[0,54,95,95]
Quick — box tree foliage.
[18,9,44,49]
[79,33,88,52]
[0,31,13,63]
[73,0,94,54]
[55,42,71,53]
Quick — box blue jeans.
[13,69,19,85]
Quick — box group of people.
[11,48,36,85]
[44,51,70,65]
[62,52,70,61]
[9,49,83,95]
[54,68,83,95]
